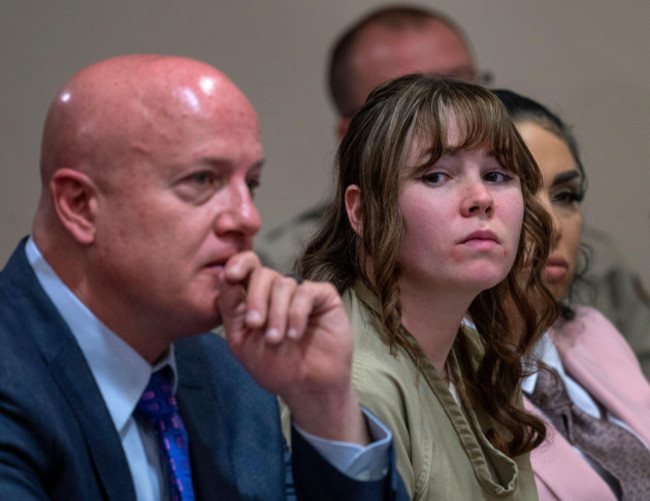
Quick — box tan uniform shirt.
[345,283,538,501]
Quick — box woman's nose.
[538,191,561,246]
[461,181,494,217]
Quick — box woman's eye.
[420,172,447,185]
[483,171,513,183]
[552,189,582,206]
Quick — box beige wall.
[1,1,648,285]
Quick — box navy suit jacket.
[0,240,407,500]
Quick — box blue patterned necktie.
[137,369,196,501]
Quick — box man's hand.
[216,251,369,445]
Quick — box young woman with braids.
[298,74,556,500]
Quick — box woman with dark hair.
[299,75,556,499]
[495,89,650,501]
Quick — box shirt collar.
[521,331,565,395]
[25,237,178,436]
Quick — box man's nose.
[215,182,261,238]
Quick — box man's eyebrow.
[248,159,265,172]
[196,157,265,171]
[553,170,581,185]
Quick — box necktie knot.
[138,370,179,421]
[530,367,573,411]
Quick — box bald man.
[257,5,650,378]
[0,55,407,500]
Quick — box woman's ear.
[49,168,98,245]
[345,184,363,237]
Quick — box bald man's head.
[39,55,251,189]
[33,55,263,349]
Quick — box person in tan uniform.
[299,74,557,500]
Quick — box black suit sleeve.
[290,427,409,501]
[0,384,51,500]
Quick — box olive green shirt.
[345,283,538,500]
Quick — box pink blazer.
[526,306,650,501]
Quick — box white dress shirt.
[26,237,390,501]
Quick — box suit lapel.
[176,341,242,501]
[175,335,286,501]
[49,345,137,501]
[4,241,136,501]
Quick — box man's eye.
[192,172,213,185]
[246,179,260,194]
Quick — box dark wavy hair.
[299,75,557,457]
[493,89,589,320]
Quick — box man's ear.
[345,184,363,237]
[50,168,98,245]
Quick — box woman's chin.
[542,271,571,303]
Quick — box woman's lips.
[459,230,499,250]
[544,254,569,281]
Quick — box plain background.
[1,1,648,285]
